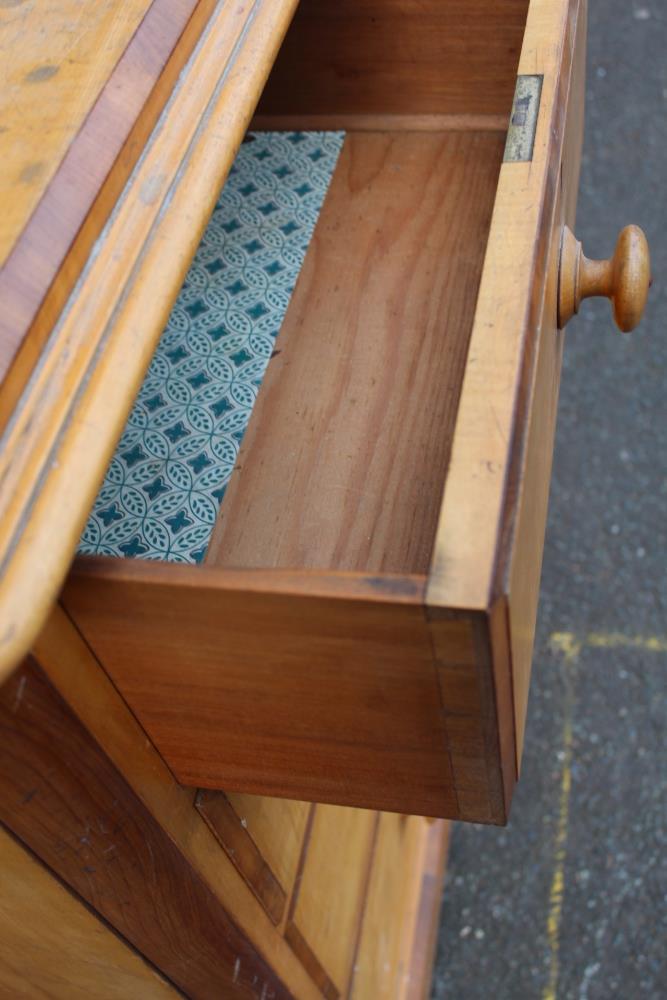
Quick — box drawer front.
[58,0,594,830]
[427,0,587,791]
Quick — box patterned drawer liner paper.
[79,131,344,564]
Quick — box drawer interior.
[63,0,570,823]
[78,0,532,575]
[80,126,506,573]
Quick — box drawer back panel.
[257,0,530,118]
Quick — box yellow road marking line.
[551,630,667,655]
[543,636,577,1000]
[543,629,666,999]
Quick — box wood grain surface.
[0,0,300,681]
[34,605,322,1000]
[427,0,586,771]
[350,814,449,1000]
[506,0,586,762]
[0,659,291,1000]
[224,793,311,907]
[286,804,378,998]
[207,130,504,575]
[0,0,151,266]
[196,790,289,925]
[63,558,461,817]
[0,0,213,432]
[428,0,584,610]
[350,813,428,998]
[258,0,529,117]
[0,824,178,999]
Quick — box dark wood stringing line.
[195,789,288,925]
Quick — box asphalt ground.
[431,2,667,997]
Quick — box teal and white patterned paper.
[78,131,344,564]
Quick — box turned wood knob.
[558,224,651,332]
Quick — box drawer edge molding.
[0,0,300,681]
[427,0,585,771]
[427,0,585,614]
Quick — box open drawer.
[1,0,650,823]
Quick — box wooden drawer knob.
[558,224,651,332]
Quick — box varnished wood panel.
[429,605,513,824]
[251,112,509,133]
[64,559,460,818]
[505,0,586,763]
[225,793,311,899]
[258,0,529,117]
[427,0,586,777]
[35,604,321,998]
[402,819,451,1000]
[0,0,214,433]
[351,813,427,998]
[0,0,152,267]
[287,804,378,998]
[0,0,300,680]
[33,607,449,994]
[351,814,449,1000]
[0,825,178,999]
[428,0,584,610]
[0,659,291,1000]
[207,130,504,575]
[195,790,289,924]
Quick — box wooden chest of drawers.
[0,0,650,994]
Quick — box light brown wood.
[63,558,462,818]
[287,804,377,998]
[224,793,311,902]
[34,605,449,995]
[430,602,515,824]
[0,825,177,999]
[207,129,504,574]
[2,0,603,828]
[33,605,322,1000]
[428,0,588,773]
[0,660,292,999]
[257,0,529,117]
[504,0,587,765]
[351,816,450,1000]
[0,0,215,435]
[350,813,430,998]
[0,0,300,681]
[428,0,586,612]
[403,820,450,999]
[195,790,290,924]
[558,224,651,331]
[0,0,152,267]
[251,113,509,133]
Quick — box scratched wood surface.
[195,789,291,924]
[0,824,178,999]
[35,604,321,999]
[32,606,449,995]
[0,659,292,1000]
